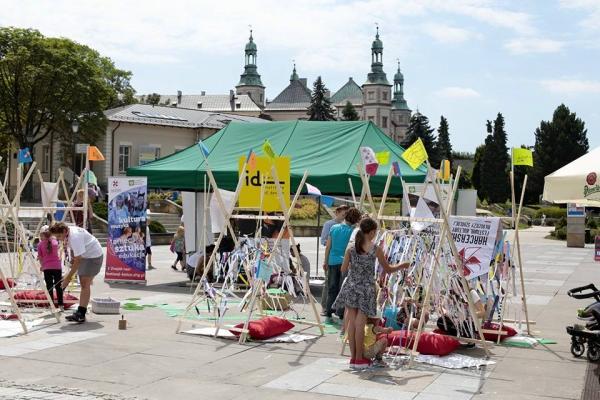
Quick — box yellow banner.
[401,138,428,170]
[512,147,533,167]
[88,145,105,161]
[239,156,290,212]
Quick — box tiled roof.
[137,94,261,112]
[331,78,363,106]
[265,79,312,111]
[105,104,264,129]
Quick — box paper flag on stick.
[306,183,322,196]
[360,146,379,176]
[438,159,450,181]
[321,195,334,207]
[392,161,402,177]
[246,149,257,171]
[262,140,276,160]
[17,148,32,164]
[401,138,428,170]
[375,151,390,165]
[198,141,210,157]
[87,146,105,161]
[512,147,533,167]
[86,170,98,186]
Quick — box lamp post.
[71,120,81,174]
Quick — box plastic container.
[91,298,121,314]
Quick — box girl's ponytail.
[355,229,366,255]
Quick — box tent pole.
[316,194,321,277]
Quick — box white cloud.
[559,0,600,30]
[504,37,565,54]
[540,79,600,94]
[435,86,481,99]
[422,23,481,44]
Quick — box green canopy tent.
[127,120,427,195]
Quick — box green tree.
[404,111,440,166]
[527,104,589,203]
[477,114,510,203]
[436,115,452,163]
[307,76,335,121]
[0,27,135,167]
[341,101,359,121]
[471,144,485,193]
[145,93,161,106]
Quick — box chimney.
[201,91,206,96]
[229,89,235,111]
[177,90,182,104]
[197,102,202,109]
[300,78,307,87]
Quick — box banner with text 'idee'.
[238,156,290,212]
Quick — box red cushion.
[481,322,517,341]
[0,278,15,290]
[231,316,294,340]
[14,290,78,310]
[380,330,460,356]
[0,313,18,320]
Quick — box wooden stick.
[348,178,357,206]
[513,174,531,335]
[377,166,394,222]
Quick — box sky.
[1,0,599,152]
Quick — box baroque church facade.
[234,28,412,143]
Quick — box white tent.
[543,147,600,206]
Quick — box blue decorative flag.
[18,148,33,164]
[198,141,210,157]
[392,161,401,177]
[321,195,335,207]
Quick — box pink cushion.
[231,316,294,340]
[0,278,15,290]
[381,330,460,356]
[481,322,517,341]
[14,290,78,309]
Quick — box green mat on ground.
[125,297,141,301]
[122,303,158,311]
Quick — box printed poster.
[105,176,147,283]
[449,217,501,279]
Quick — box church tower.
[362,27,392,136]
[391,61,411,143]
[236,30,265,108]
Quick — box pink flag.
[306,183,322,196]
[360,146,379,176]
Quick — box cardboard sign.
[238,156,290,212]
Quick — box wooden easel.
[176,155,324,343]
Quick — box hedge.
[534,206,566,219]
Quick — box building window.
[382,92,388,100]
[41,144,50,173]
[368,92,374,100]
[368,116,374,122]
[382,116,388,128]
[118,145,131,174]
[154,147,161,159]
[260,94,264,103]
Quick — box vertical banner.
[105,176,148,283]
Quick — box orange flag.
[88,146,105,161]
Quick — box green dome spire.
[365,26,389,85]
[290,62,299,81]
[238,29,264,87]
[392,58,409,110]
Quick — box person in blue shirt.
[322,207,362,321]
[320,205,349,246]
[319,205,349,311]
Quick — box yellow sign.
[375,151,390,165]
[512,147,533,167]
[401,138,428,170]
[238,156,290,212]
[437,159,451,181]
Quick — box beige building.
[3,103,264,197]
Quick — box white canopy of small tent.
[543,146,600,206]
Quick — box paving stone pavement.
[0,227,595,399]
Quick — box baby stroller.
[566,284,600,361]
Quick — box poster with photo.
[105,176,147,283]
